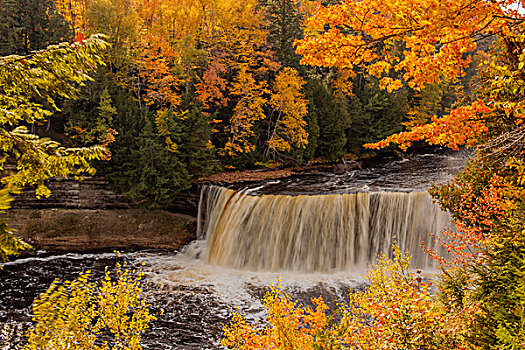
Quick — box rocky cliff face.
[7,177,201,252]
[11,177,132,210]
[11,176,201,216]
[4,209,196,253]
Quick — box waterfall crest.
[197,185,453,273]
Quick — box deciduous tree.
[24,261,156,349]
[267,68,309,157]
[223,245,460,350]
[0,35,108,261]
[224,68,269,156]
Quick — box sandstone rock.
[3,209,196,253]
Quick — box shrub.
[24,261,156,350]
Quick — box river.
[0,149,467,349]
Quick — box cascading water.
[197,185,454,273]
[0,152,466,350]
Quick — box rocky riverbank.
[199,160,362,184]
[3,209,196,253]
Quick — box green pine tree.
[263,0,305,69]
[0,0,70,56]
[306,78,349,161]
[346,77,407,155]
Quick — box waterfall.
[197,185,453,273]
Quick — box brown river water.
[0,150,467,349]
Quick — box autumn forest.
[2,0,525,349]
[1,0,475,208]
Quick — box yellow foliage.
[136,0,268,73]
[24,262,156,350]
[222,281,335,350]
[224,67,269,156]
[0,36,109,261]
[340,245,453,349]
[330,68,356,97]
[268,68,309,153]
[55,0,89,35]
[404,82,449,130]
[0,192,31,262]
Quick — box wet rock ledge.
[4,176,198,253]
[3,209,196,253]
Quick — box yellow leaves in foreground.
[222,283,333,350]
[343,246,450,350]
[0,196,31,262]
[24,262,156,350]
[223,245,455,350]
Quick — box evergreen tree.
[120,115,191,208]
[263,0,304,69]
[177,96,216,178]
[472,239,525,348]
[106,96,191,208]
[346,78,407,155]
[0,0,23,56]
[65,84,117,146]
[102,87,214,208]
[306,78,349,161]
[0,0,70,56]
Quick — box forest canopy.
[0,0,477,209]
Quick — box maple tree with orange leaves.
[296,0,525,154]
[296,0,525,253]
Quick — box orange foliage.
[296,0,524,153]
[223,245,460,350]
[195,59,229,109]
[296,0,521,93]
[424,175,508,267]
[423,156,525,268]
[139,35,182,108]
[365,100,492,151]
[330,68,356,97]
